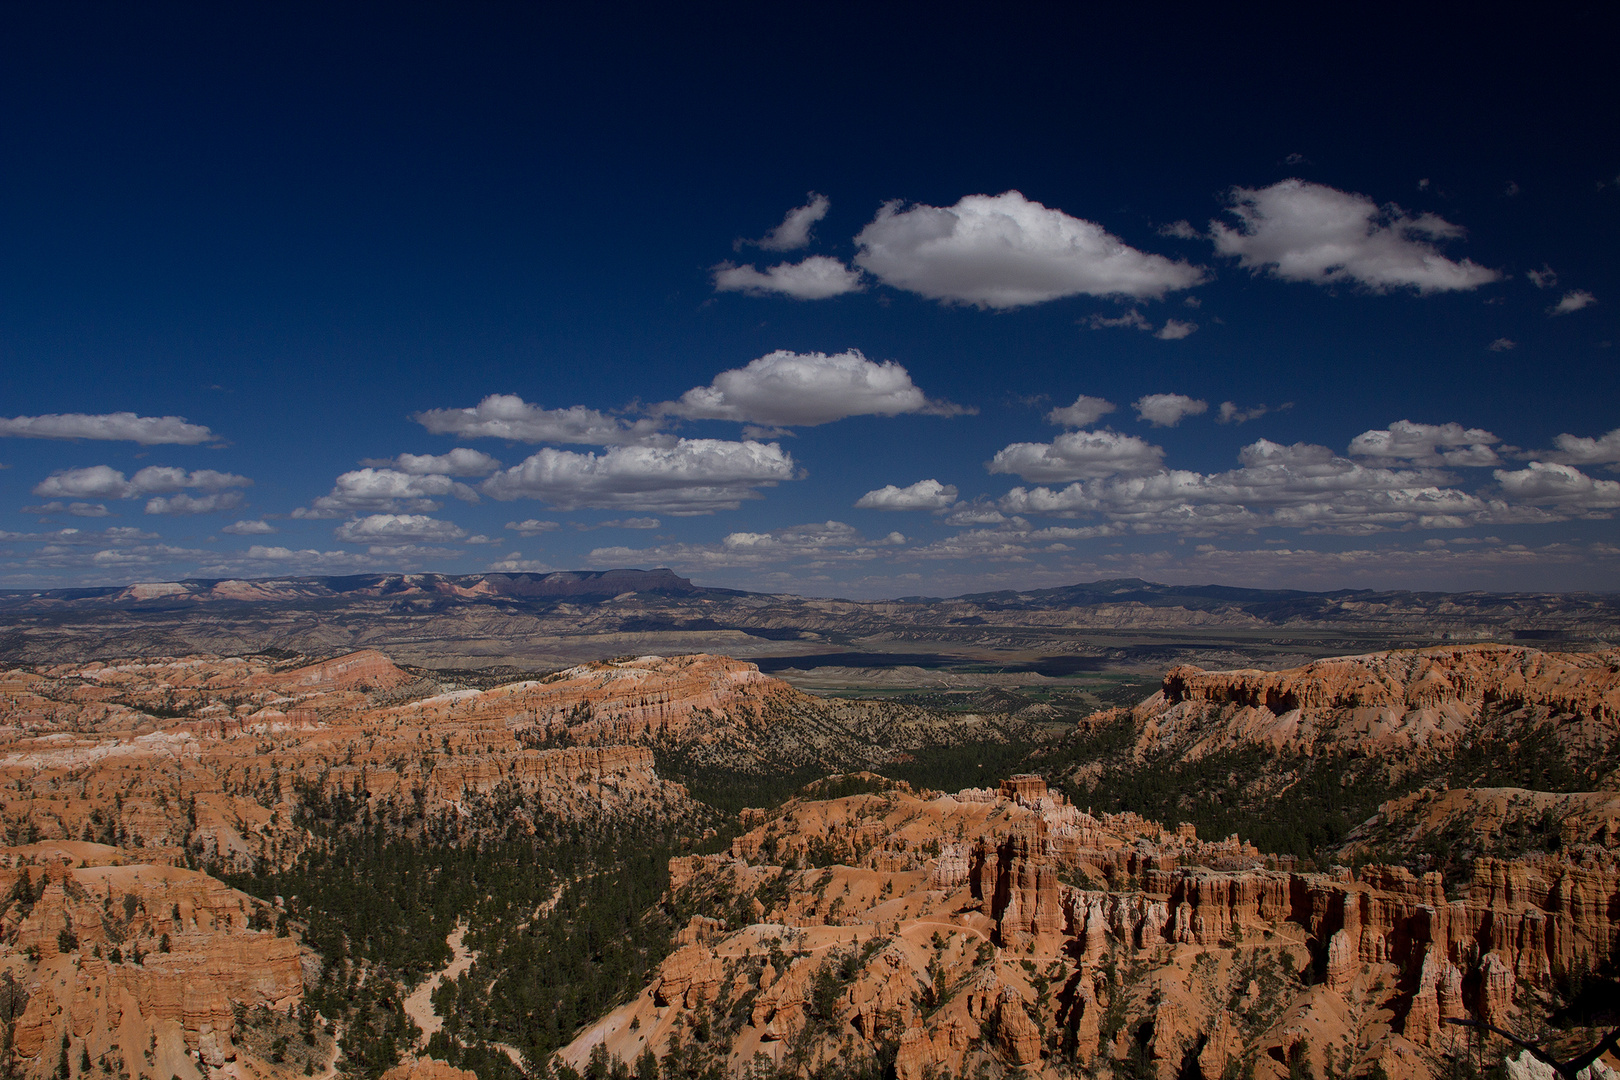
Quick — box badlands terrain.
[0,578,1615,1080]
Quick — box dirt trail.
[400,922,526,1067]
[404,922,476,1043]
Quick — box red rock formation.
[1133,645,1620,764]
[563,776,1620,1080]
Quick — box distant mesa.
[0,568,706,608]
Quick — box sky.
[2,4,1618,599]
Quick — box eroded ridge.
[563,774,1620,1080]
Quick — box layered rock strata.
[565,776,1620,1080]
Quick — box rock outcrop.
[1125,645,1620,768]
[560,775,1620,1080]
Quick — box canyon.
[0,632,1612,1080]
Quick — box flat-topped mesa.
[1125,644,1620,764]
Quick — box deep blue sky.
[3,3,1617,597]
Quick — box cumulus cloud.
[144,492,245,515]
[852,191,1206,308]
[854,479,959,511]
[988,430,1166,482]
[1487,338,1516,352]
[943,502,1009,526]
[1089,310,1150,331]
[505,519,560,536]
[1546,429,1620,466]
[0,412,216,445]
[600,517,661,530]
[1088,310,1196,339]
[1210,179,1500,293]
[744,192,830,251]
[1527,265,1557,289]
[482,438,797,514]
[32,466,252,501]
[1348,420,1501,466]
[660,349,966,427]
[1494,462,1620,510]
[1218,402,1268,424]
[1551,289,1596,315]
[487,554,553,573]
[414,395,665,446]
[712,256,865,300]
[365,448,503,476]
[296,468,480,517]
[588,520,903,571]
[21,501,111,518]
[998,439,1510,535]
[0,525,159,546]
[334,514,469,543]
[222,519,276,535]
[1047,395,1116,428]
[1134,394,1208,427]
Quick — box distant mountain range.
[2,570,1617,667]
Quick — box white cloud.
[588,520,902,571]
[1089,310,1150,331]
[1088,310,1196,339]
[988,429,1166,482]
[481,438,797,514]
[31,466,144,500]
[660,349,966,427]
[0,412,216,445]
[129,467,249,493]
[1527,265,1557,289]
[1494,462,1620,510]
[943,502,1009,526]
[1547,428,1620,466]
[223,519,276,535]
[334,514,469,543]
[232,545,390,572]
[487,554,554,573]
[600,517,661,530]
[144,492,244,516]
[1218,402,1268,424]
[1047,395,1116,428]
[414,394,665,446]
[712,256,865,300]
[1348,420,1501,466]
[1135,393,1208,427]
[1210,179,1500,293]
[505,519,560,536]
[21,501,111,518]
[32,465,251,500]
[852,190,1206,309]
[1487,338,1516,352]
[854,479,959,511]
[297,468,480,517]
[745,192,830,251]
[995,438,1550,536]
[1158,220,1200,240]
[1551,289,1596,315]
[366,448,503,476]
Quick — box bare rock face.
[993,987,1041,1066]
[379,1059,480,1080]
[559,777,1620,1080]
[1,856,304,1080]
[1126,645,1620,767]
